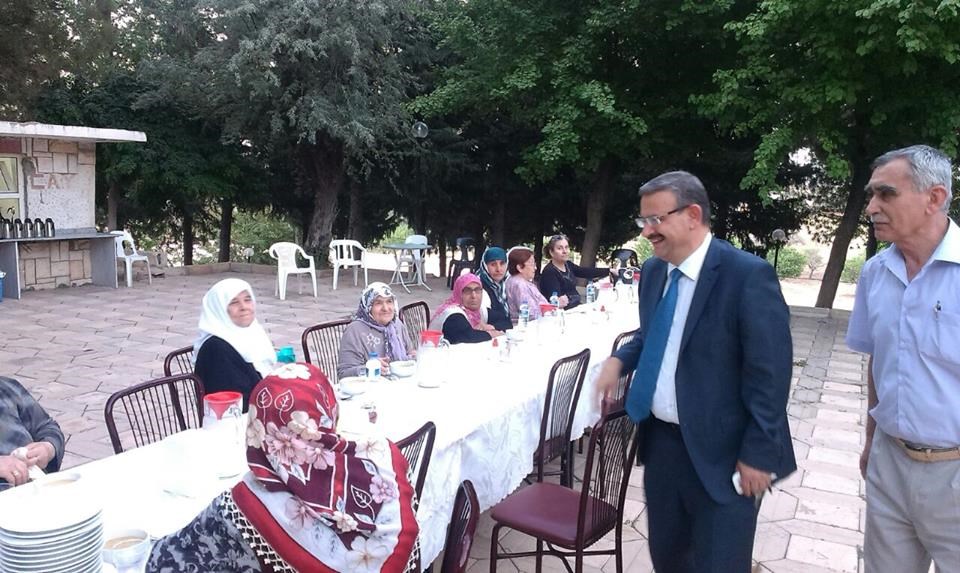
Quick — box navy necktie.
[626,268,682,422]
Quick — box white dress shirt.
[651,233,713,424]
[847,219,960,447]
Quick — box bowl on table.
[102,528,152,572]
[338,376,368,397]
[390,360,417,378]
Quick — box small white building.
[0,122,147,298]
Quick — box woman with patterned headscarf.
[476,246,513,332]
[337,282,415,380]
[147,363,420,573]
[428,273,504,344]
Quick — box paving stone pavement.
[0,271,869,572]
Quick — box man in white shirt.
[846,144,960,572]
[596,171,795,572]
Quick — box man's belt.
[896,438,960,462]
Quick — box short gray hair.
[638,171,711,225]
[872,145,953,212]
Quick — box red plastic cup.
[420,330,442,346]
[539,303,558,315]
[204,391,243,420]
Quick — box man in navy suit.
[596,171,796,572]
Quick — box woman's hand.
[0,455,29,486]
[475,323,496,332]
[558,295,570,308]
[379,357,391,375]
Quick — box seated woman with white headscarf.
[147,363,420,572]
[194,278,276,410]
[428,273,504,344]
[337,282,416,380]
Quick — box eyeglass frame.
[634,204,691,229]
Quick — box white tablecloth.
[0,289,639,571]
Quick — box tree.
[0,0,70,119]
[699,0,960,307]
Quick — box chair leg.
[615,520,624,573]
[146,260,152,285]
[363,266,368,287]
[279,273,288,300]
[310,270,317,298]
[536,538,544,573]
[333,265,339,291]
[125,260,133,287]
[489,523,503,573]
[353,265,358,286]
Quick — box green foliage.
[632,238,655,264]
[841,253,866,284]
[230,210,301,265]
[766,246,806,279]
[378,221,415,251]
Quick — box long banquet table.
[0,287,640,571]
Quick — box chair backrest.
[112,230,133,258]
[395,421,437,501]
[329,239,364,264]
[454,237,475,262]
[440,480,481,573]
[163,345,195,377]
[576,410,638,546]
[399,301,430,347]
[535,348,591,480]
[301,318,352,384]
[611,248,639,268]
[269,242,306,269]
[104,374,205,454]
[606,329,640,412]
[405,234,428,245]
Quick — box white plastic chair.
[268,242,318,300]
[113,230,152,288]
[328,239,368,290]
[397,234,428,281]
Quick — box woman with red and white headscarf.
[147,363,419,573]
[427,273,504,344]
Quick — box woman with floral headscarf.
[427,273,504,344]
[476,246,513,332]
[337,282,415,380]
[147,363,420,573]
[194,278,276,410]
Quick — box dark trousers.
[644,417,759,573]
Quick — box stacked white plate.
[0,474,103,573]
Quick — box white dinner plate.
[2,527,102,557]
[0,478,99,534]
[0,512,101,543]
[1,533,102,568]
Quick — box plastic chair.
[489,410,639,573]
[607,329,638,414]
[329,239,369,290]
[269,242,317,300]
[397,234,428,281]
[300,318,352,385]
[446,237,475,289]
[395,421,437,502]
[104,374,205,454]
[439,480,481,573]
[533,348,591,487]
[163,346,195,377]
[399,301,430,348]
[113,230,152,288]
[610,248,639,268]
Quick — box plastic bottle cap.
[551,292,558,297]
[368,352,378,358]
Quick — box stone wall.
[18,240,92,290]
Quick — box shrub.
[230,209,301,264]
[841,253,866,283]
[632,238,654,263]
[766,246,806,278]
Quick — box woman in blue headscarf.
[337,282,415,379]
[476,246,513,331]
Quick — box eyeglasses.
[634,205,690,229]
[462,286,484,295]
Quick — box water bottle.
[550,291,560,310]
[518,303,530,329]
[365,352,382,379]
[586,281,597,305]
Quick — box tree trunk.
[437,234,447,278]
[107,181,120,230]
[865,224,878,260]
[304,143,345,265]
[815,161,871,308]
[534,220,545,280]
[347,179,363,242]
[183,211,194,266]
[218,197,234,263]
[579,158,615,268]
[491,199,506,246]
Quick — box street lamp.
[771,228,787,274]
[412,121,429,139]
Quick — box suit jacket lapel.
[680,240,722,353]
